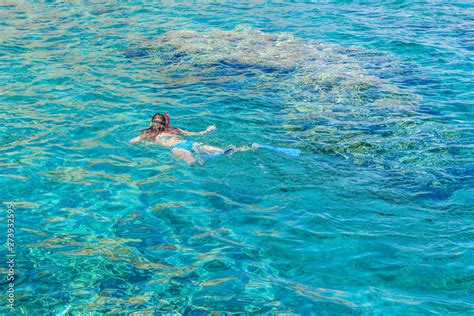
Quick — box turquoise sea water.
[1,1,473,314]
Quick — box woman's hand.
[199,125,216,135]
[206,125,217,132]
[130,135,143,143]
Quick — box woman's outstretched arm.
[177,125,216,136]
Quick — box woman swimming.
[130,113,256,164]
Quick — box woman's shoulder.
[166,127,180,134]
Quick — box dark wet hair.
[141,113,167,135]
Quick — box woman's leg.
[233,145,255,153]
[195,143,254,155]
[197,144,225,154]
[171,148,196,164]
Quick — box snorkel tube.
[163,112,170,129]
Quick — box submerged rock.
[131,26,411,108]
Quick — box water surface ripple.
[0,1,473,314]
